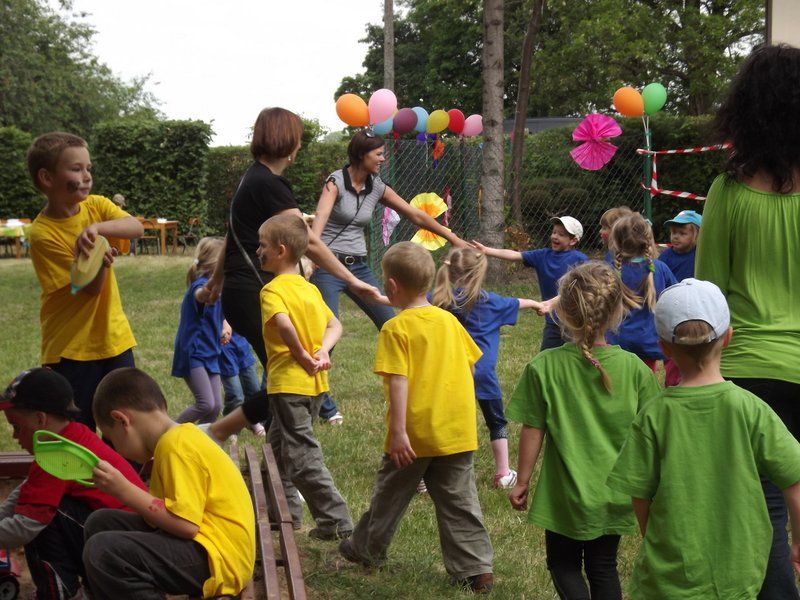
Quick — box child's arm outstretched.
[93,460,199,539]
[470,239,523,262]
[387,374,416,469]
[314,316,342,371]
[509,425,545,511]
[632,497,651,536]
[518,298,543,312]
[272,313,319,375]
[76,217,143,258]
[783,480,800,575]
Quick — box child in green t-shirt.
[507,261,661,598]
[607,279,800,598]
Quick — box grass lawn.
[0,255,642,599]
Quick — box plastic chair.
[179,217,201,253]
[137,219,161,255]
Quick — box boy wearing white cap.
[472,216,587,350]
[607,279,800,598]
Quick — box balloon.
[613,86,644,117]
[642,83,667,115]
[392,108,417,134]
[462,114,483,137]
[447,109,465,135]
[412,107,429,133]
[427,109,450,134]
[335,94,369,127]
[368,88,397,124]
[372,116,393,135]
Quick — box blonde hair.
[609,213,659,310]
[432,248,487,313]
[187,237,223,286]
[259,213,309,262]
[600,205,633,231]
[382,242,435,295]
[664,320,723,364]
[554,261,641,393]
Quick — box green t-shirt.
[607,382,800,599]
[506,343,661,540]
[695,175,800,384]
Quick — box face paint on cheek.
[66,181,80,193]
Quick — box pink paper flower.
[570,114,622,171]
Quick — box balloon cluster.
[335,89,483,137]
[612,83,667,117]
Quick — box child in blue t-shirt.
[172,237,225,424]
[606,213,677,373]
[472,216,587,350]
[219,329,266,436]
[659,209,701,281]
[432,247,542,489]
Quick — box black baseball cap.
[0,368,81,418]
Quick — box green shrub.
[0,127,41,218]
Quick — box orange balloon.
[613,86,644,117]
[336,94,369,127]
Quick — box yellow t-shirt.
[260,273,334,396]
[374,305,483,457]
[150,423,256,598]
[28,195,136,363]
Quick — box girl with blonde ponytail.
[432,247,542,489]
[506,261,661,598]
[607,212,677,373]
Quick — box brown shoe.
[452,572,494,594]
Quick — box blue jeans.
[311,261,395,419]
[221,363,264,415]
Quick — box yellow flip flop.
[70,235,110,295]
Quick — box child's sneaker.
[250,422,266,437]
[494,470,517,489]
[416,479,428,494]
[326,411,344,425]
[198,423,224,448]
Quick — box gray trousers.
[350,451,494,579]
[268,392,353,536]
[82,509,210,599]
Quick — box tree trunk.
[481,0,505,283]
[510,0,546,223]
[383,0,395,90]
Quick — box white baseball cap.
[655,279,730,344]
[551,216,583,241]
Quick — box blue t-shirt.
[605,259,677,359]
[171,276,223,377]
[445,291,520,400]
[219,332,257,378]
[659,246,696,282]
[521,248,588,324]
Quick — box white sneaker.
[198,423,224,448]
[250,423,266,437]
[494,469,518,489]
[326,411,344,425]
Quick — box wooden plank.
[278,522,307,600]
[0,453,33,478]
[226,442,257,600]
[260,444,293,525]
[228,438,240,469]
[244,445,281,600]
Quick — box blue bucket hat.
[665,210,702,228]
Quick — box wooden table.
[0,221,27,258]
[138,218,179,255]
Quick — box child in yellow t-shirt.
[257,213,352,539]
[339,242,495,594]
[84,367,256,598]
[26,132,143,430]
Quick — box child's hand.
[220,321,232,345]
[537,298,555,316]
[389,432,416,469]
[298,351,320,376]
[469,239,489,253]
[92,460,132,499]
[101,246,118,268]
[75,224,100,258]
[509,482,529,511]
[314,348,332,371]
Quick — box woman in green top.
[695,44,800,600]
[507,262,661,599]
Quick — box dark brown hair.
[382,242,435,295]
[347,131,386,167]
[27,132,87,191]
[250,107,304,161]
[259,213,308,262]
[93,368,168,428]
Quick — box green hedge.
[90,119,212,233]
[0,126,42,218]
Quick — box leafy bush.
[0,126,42,218]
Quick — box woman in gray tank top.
[310,131,466,423]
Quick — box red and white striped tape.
[638,143,732,201]
[636,142,732,156]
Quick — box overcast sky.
[68,0,384,146]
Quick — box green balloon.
[642,83,667,115]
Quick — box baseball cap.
[655,279,730,344]
[665,210,702,228]
[551,216,583,240]
[0,368,80,417]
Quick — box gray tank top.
[320,167,386,256]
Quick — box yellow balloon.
[427,110,450,134]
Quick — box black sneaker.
[309,527,352,541]
[452,573,494,594]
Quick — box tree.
[0,0,159,136]
[481,0,505,283]
[384,0,395,90]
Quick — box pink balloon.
[447,109,465,135]
[462,114,483,137]
[368,89,398,125]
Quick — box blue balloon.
[373,116,393,135]
[412,107,429,133]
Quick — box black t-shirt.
[224,161,299,290]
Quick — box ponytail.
[432,248,487,313]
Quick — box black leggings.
[221,285,270,424]
[545,530,621,600]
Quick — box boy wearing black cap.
[0,367,146,600]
